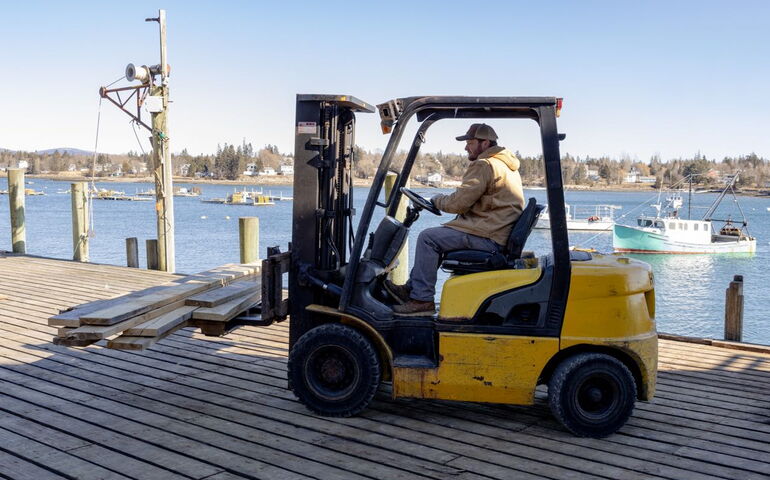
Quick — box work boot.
[393,299,436,317]
[383,280,411,305]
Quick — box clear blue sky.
[1,1,768,161]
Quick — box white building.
[17,160,29,170]
[624,167,640,183]
[427,172,442,186]
[243,163,259,176]
[279,164,294,175]
[259,167,277,176]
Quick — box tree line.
[2,147,768,189]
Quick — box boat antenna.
[688,174,692,219]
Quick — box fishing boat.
[535,204,620,231]
[613,174,756,254]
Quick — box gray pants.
[407,226,500,302]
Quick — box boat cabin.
[636,216,713,245]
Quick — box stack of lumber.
[48,263,262,350]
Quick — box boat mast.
[703,172,739,221]
[688,174,692,219]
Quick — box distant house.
[427,172,442,184]
[17,160,29,170]
[243,163,259,176]
[68,164,77,172]
[179,163,191,176]
[586,168,600,181]
[279,164,294,175]
[259,167,277,176]
[624,167,640,183]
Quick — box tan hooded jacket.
[431,146,525,246]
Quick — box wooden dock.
[0,253,768,480]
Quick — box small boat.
[535,204,620,231]
[24,188,46,196]
[613,174,756,254]
[201,189,274,206]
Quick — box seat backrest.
[506,198,545,260]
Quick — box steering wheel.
[400,187,441,216]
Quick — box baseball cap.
[455,123,498,141]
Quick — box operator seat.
[440,198,545,274]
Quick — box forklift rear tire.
[288,323,381,417]
[548,353,637,438]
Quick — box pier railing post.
[146,239,160,270]
[71,182,89,262]
[126,237,139,268]
[239,217,260,264]
[724,275,744,342]
[8,168,26,253]
[384,172,410,284]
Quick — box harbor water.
[1,179,768,344]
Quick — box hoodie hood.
[479,146,520,172]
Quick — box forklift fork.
[261,246,291,324]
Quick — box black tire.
[288,323,381,417]
[548,353,637,438]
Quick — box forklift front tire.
[548,353,637,438]
[288,323,381,417]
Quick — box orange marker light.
[556,98,564,117]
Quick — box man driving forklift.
[387,123,526,315]
[268,95,657,438]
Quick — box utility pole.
[99,9,175,272]
[149,9,175,273]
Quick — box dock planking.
[0,253,769,480]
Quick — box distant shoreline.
[8,173,770,197]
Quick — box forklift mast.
[289,95,374,346]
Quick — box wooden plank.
[79,265,258,326]
[185,280,260,307]
[0,449,68,480]
[123,305,197,337]
[64,299,188,341]
[107,323,188,350]
[0,425,131,480]
[48,285,173,327]
[192,291,261,322]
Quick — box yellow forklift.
[261,95,657,438]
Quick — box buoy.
[225,216,230,220]
[200,215,207,219]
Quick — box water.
[2,179,768,344]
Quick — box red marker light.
[556,98,563,117]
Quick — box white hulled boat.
[613,174,755,254]
[536,204,620,231]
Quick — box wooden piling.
[8,168,26,253]
[70,182,89,262]
[126,237,139,268]
[724,275,744,342]
[384,172,410,284]
[239,217,260,264]
[146,239,160,270]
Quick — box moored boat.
[201,189,274,206]
[613,174,756,254]
[536,204,620,231]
